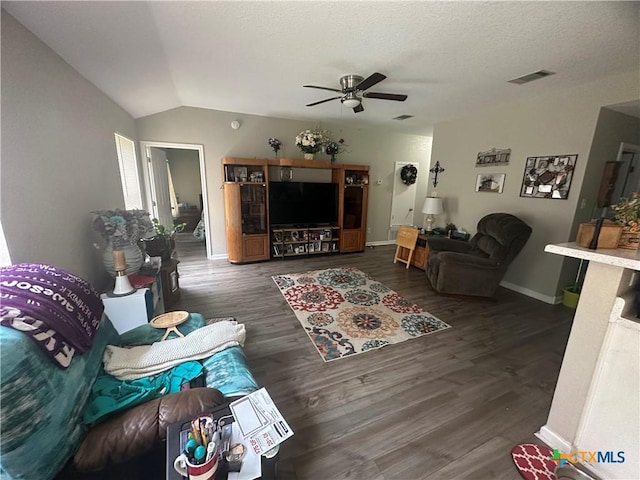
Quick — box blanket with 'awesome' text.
[0,263,104,368]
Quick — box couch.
[426,213,532,297]
[0,312,259,480]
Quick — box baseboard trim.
[209,253,227,261]
[535,425,573,452]
[500,280,557,304]
[366,240,396,247]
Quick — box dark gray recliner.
[426,213,532,297]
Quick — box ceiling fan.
[304,72,407,113]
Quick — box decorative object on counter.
[400,164,418,185]
[268,137,282,159]
[421,197,443,233]
[295,129,327,159]
[519,154,577,199]
[576,219,622,249]
[325,141,340,162]
[475,173,505,193]
[142,218,187,261]
[445,223,457,237]
[92,209,155,276]
[610,192,640,249]
[588,218,605,250]
[476,147,511,167]
[429,160,445,187]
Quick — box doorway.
[610,142,640,202]
[139,141,211,259]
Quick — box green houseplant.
[143,218,187,260]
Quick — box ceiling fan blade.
[363,92,408,102]
[353,104,364,113]
[303,85,342,93]
[306,96,341,107]
[355,72,386,91]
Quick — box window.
[114,133,143,209]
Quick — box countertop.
[545,242,640,270]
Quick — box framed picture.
[475,173,506,193]
[280,167,292,182]
[233,166,248,182]
[520,154,577,199]
[476,148,511,167]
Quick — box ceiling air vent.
[393,115,413,120]
[508,70,555,85]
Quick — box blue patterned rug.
[272,267,451,362]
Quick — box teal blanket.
[83,361,203,424]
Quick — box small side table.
[150,311,189,341]
[160,259,181,308]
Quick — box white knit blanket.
[103,320,246,380]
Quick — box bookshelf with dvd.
[271,226,339,258]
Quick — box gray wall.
[555,108,640,292]
[167,149,202,208]
[430,70,640,302]
[135,108,432,258]
[1,11,138,288]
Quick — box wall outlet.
[367,227,371,234]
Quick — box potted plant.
[610,193,640,249]
[562,258,586,309]
[143,218,187,261]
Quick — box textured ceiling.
[4,1,639,136]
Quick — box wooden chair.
[393,226,420,269]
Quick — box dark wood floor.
[173,234,574,480]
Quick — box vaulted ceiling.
[4,1,639,136]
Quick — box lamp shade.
[422,197,443,215]
[341,92,361,109]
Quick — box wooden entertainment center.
[222,157,369,263]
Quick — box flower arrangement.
[611,193,640,232]
[92,209,155,248]
[268,138,282,154]
[295,129,327,154]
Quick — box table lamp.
[422,197,443,233]
[112,249,135,296]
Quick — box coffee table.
[166,401,278,480]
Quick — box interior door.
[390,162,417,227]
[146,147,174,227]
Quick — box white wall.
[135,108,432,258]
[1,11,139,288]
[430,70,640,300]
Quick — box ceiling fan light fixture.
[341,94,361,109]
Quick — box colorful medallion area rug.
[272,267,451,362]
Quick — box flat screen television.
[269,182,338,226]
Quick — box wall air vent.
[508,70,556,85]
[393,115,413,120]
